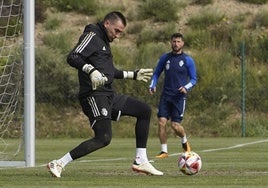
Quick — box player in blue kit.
[149,33,197,159]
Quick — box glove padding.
[90,70,108,90]
[82,64,108,90]
[134,68,153,82]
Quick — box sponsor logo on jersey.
[179,60,184,67]
[166,60,170,70]
[101,108,108,116]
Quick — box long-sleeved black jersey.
[67,22,124,98]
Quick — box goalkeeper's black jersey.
[67,22,123,98]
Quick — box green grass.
[1,137,268,187]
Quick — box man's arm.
[114,68,153,82]
[67,52,107,90]
[184,56,197,91]
[149,54,167,94]
[66,32,108,90]
[67,53,87,70]
[67,31,98,70]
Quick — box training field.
[0,137,268,187]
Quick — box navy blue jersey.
[150,52,197,96]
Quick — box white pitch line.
[169,139,268,157]
[201,139,268,152]
[79,157,128,163]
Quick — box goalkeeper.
[47,11,163,177]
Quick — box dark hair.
[171,33,184,40]
[104,11,127,26]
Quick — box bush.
[135,42,168,68]
[126,21,144,35]
[244,29,268,63]
[36,103,90,138]
[181,16,246,53]
[35,0,48,23]
[42,29,75,55]
[111,42,168,106]
[137,0,182,22]
[246,64,268,111]
[191,0,213,5]
[246,113,268,136]
[35,46,78,105]
[186,103,241,137]
[43,12,63,30]
[0,16,22,37]
[252,35,268,63]
[187,8,224,29]
[251,8,268,28]
[136,22,177,46]
[236,0,268,4]
[185,30,212,50]
[0,57,8,75]
[47,0,98,15]
[189,48,241,107]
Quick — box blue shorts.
[157,94,186,123]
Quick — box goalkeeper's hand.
[134,68,153,82]
[90,70,108,90]
[82,64,108,90]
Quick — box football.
[178,151,202,175]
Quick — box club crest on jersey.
[166,60,170,70]
[179,60,184,67]
[101,108,108,116]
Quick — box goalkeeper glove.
[82,64,108,90]
[123,68,153,82]
[135,68,153,82]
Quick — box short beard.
[172,47,182,53]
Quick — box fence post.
[241,42,246,137]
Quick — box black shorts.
[80,93,128,125]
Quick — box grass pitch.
[0,137,268,187]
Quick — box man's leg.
[69,119,112,158]
[171,122,191,152]
[47,119,112,177]
[171,96,191,152]
[120,96,163,175]
[48,95,113,177]
[156,117,169,159]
